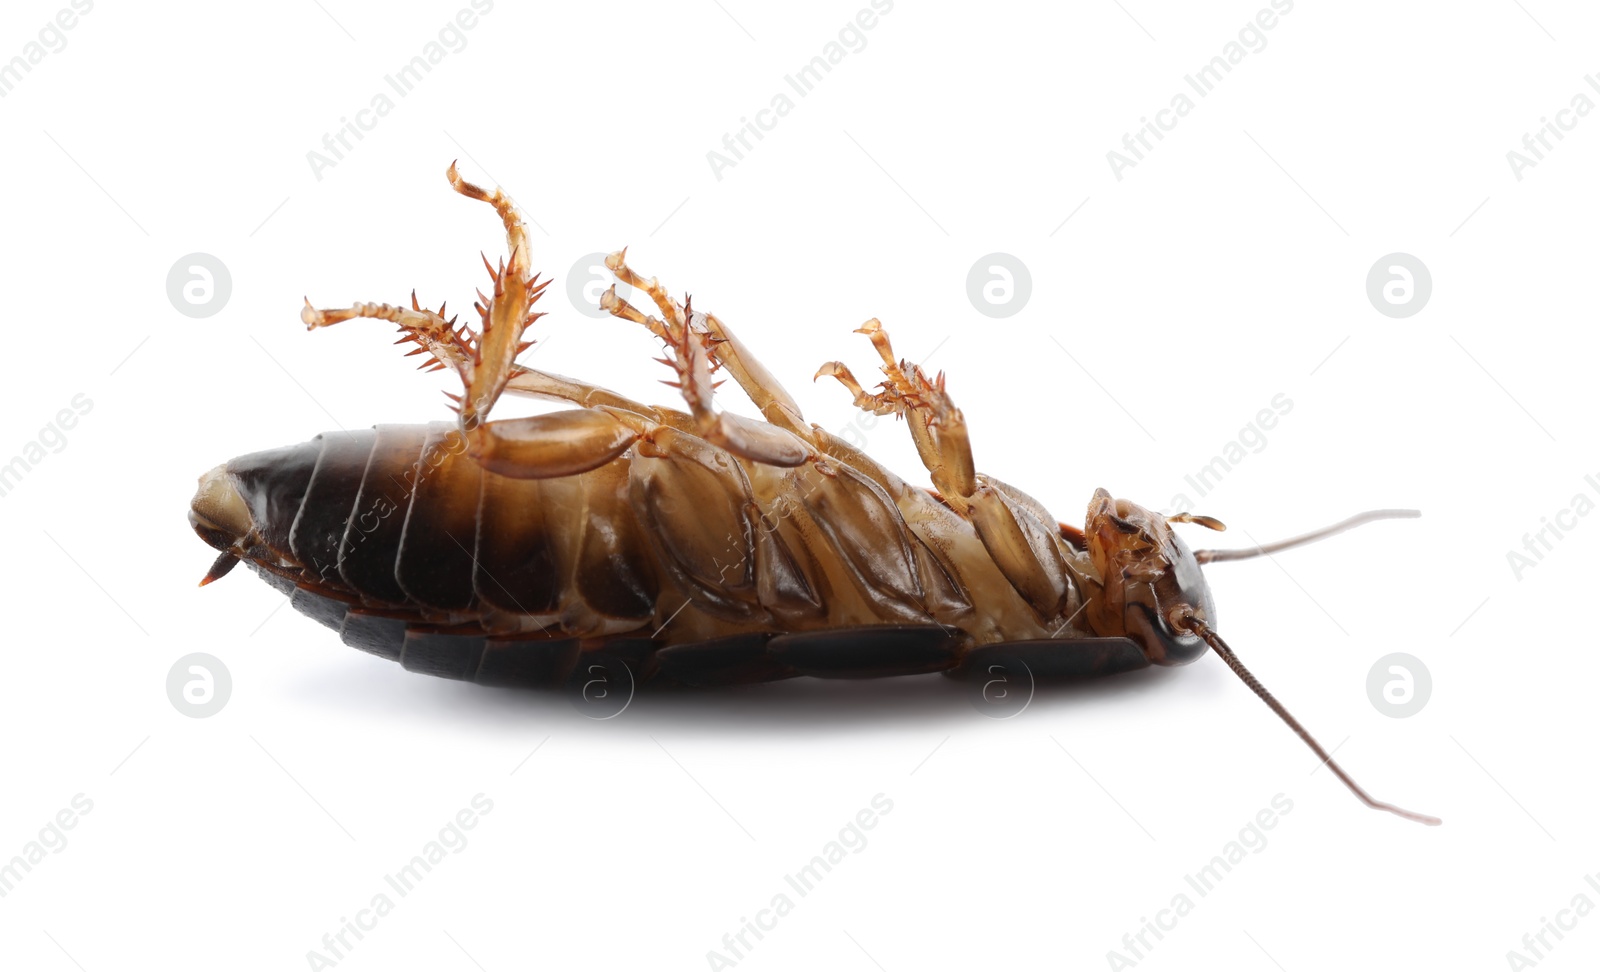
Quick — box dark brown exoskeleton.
[189,166,1438,825]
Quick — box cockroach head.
[1083,488,1214,666]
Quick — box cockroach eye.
[1108,514,1140,534]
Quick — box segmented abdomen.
[224,424,1108,686]
[231,423,657,628]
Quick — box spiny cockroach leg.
[303,164,619,477]
[598,281,672,342]
[301,296,476,379]
[446,161,532,283]
[818,320,975,507]
[308,296,654,416]
[604,248,688,335]
[603,249,811,440]
[813,360,903,417]
[598,275,714,419]
[443,163,547,431]
[298,296,617,428]
[856,318,922,399]
[599,250,814,468]
[301,162,545,419]
[298,165,667,481]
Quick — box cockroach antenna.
[1177,614,1442,826]
[1174,508,1438,824]
[1192,508,1420,564]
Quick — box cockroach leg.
[813,361,900,417]
[467,408,642,480]
[598,253,814,468]
[464,402,740,482]
[693,310,811,439]
[303,164,549,434]
[458,258,548,432]
[598,281,716,424]
[1178,614,1442,827]
[446,161,532,282]
[298,294,652,424]
[428,163,549,433]
[818,320,975,509]
[603,248,688,334]
[601,249,810,438]
[502,366,663,421]
[301,296,476,381]
[856,318,920,392]
[597,282,671,341]
[818,322,1079,622]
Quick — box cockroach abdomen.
[767,625,962,679]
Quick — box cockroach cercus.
[189,164,1439,826]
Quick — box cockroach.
[189,164,1438,825]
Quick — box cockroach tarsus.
[188,163,1439,826]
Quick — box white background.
[2,1,1596,969]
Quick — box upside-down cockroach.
[189,164,1438,825]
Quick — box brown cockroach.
[189,164,1438,825]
